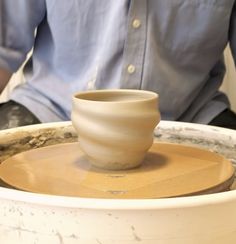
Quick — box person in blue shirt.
[0,0,236,129]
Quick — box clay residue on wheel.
[0,126,78,163]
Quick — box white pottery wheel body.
[0,121,236,244]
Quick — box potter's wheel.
[0,141,234,199]
[1,122,236,244]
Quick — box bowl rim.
[0,185,236,210]
[73,89,159,104]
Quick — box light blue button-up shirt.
[0,0,236,123]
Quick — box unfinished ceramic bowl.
[71,89,160,170]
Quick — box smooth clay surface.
[72,89,160,170]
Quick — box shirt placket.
[120,0,147,89]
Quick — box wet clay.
[72,89,160,170]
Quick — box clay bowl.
[71,89,160,170]
[0,121,236,244]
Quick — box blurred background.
[1,46,236,112]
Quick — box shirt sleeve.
[0,0,46,72]
[229,1,236,66]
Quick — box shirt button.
[127,65,136,74]
[132,19,141,29]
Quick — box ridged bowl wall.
[71,89,160,170]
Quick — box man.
[1,0,236,129]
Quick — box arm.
[0,68,12,94]
[0,0,46,79]
[229,1,236,64]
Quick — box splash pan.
[0,121,236,244]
